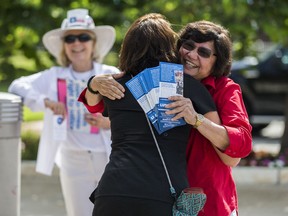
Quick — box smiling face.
[179,40,217,80]
[63,30,95,71]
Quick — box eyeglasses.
[63,34,93,44]
[181,40,217,58]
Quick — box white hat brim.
[42,26,116,63]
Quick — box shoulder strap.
[145,115,177,199]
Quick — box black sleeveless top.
[90,74,216,204]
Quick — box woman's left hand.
[90,73,125,100]
[164,95,196,125]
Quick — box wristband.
[87,75,99,94]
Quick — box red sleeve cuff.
[223,125,252,158]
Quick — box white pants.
[59,149,108,216]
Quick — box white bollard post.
[0,92,22,216]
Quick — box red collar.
[201,76,216,90]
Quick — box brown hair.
[177,20,232,77]
[119,13,178,76]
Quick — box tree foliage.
[1,0,288,84]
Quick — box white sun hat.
[42,8,116,63]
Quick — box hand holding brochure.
[158,62,186,132]
[126,62,186,134]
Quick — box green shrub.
[21,130,40,160]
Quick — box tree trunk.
[279,93,288,156]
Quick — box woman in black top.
[79,13,218,216]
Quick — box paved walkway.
[20,162,288,216]
[21,164,66,216]
[237,184,288,216]
[18,120,288,215]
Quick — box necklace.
[69,67,94,81]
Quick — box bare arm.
[200,112,240,167]
[85,86,103,106]
[84,73,125,106]
[165,95,240,167]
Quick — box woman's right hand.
[164,95,197,125]
[44,99,66,117]
[90,73,125,100]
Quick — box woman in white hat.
[9,8,119,216]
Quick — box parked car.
[230,44,288,132]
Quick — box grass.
[23,106,44,122]
[21,130,40,160]
[21,106,43,160]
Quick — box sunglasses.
[181,40,217,58]
[63,34,93,44]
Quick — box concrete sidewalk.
[237,184,288,216]
[20,120,288,215]
[21,163,65,216]
[20,161,288,216]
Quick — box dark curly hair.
[177,20,232,77]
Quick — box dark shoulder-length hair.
[119,13,178,76]
[177,20,232,77]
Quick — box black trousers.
[92,196,173,216]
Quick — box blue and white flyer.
[52,115,67,141]
[138,70,155,111]
[125,73,151,113]
[143,66,160,111]
[158,62,186,132]
[126,73,160,133]
[140,68,161,133]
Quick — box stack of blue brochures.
[126,62,186,134]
